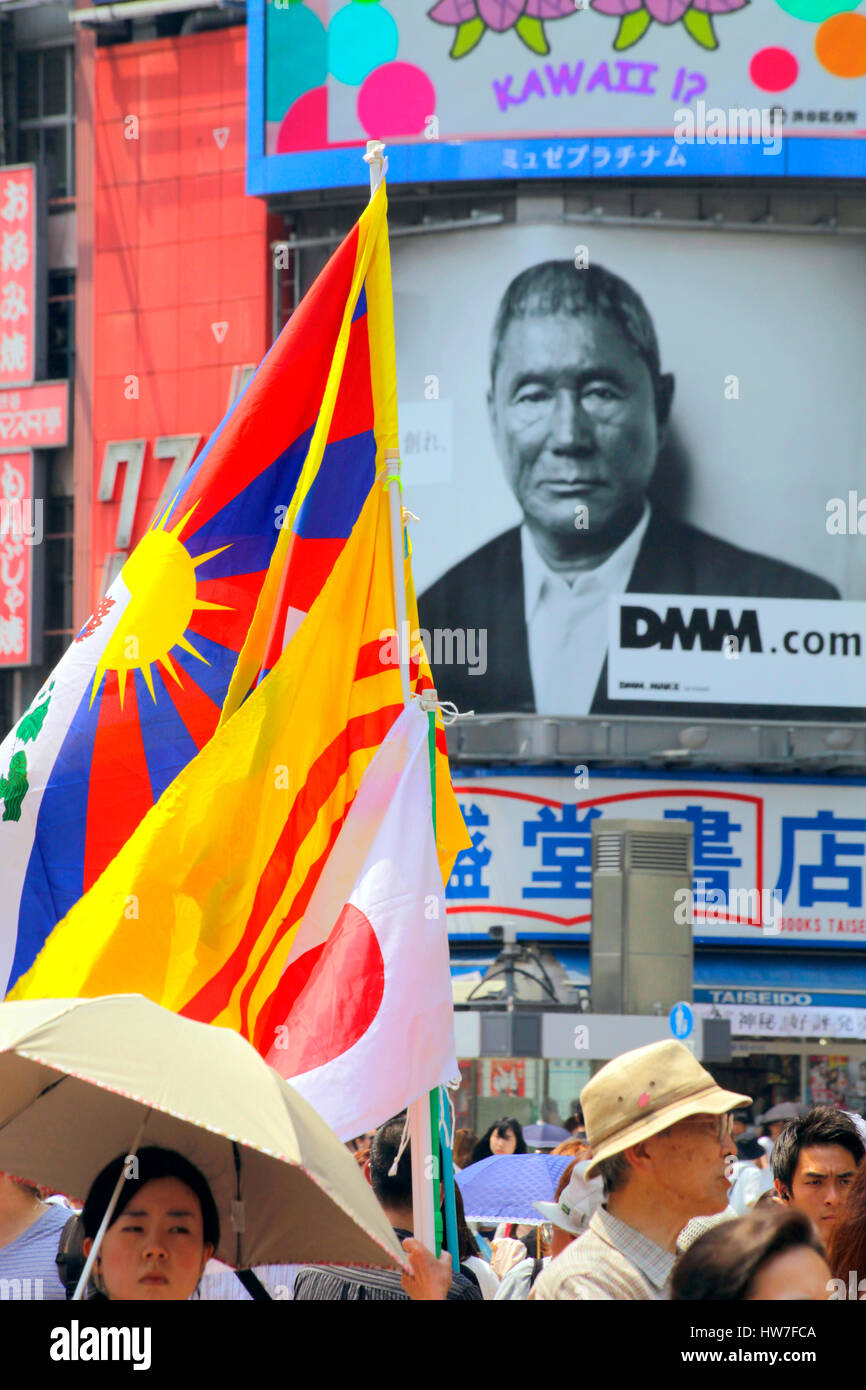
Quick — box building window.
[43,494,74,639]
[47,270,75,381]
[16,46,76,202]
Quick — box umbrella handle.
[72,1111,150,1301]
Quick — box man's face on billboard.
[488,311,671,555]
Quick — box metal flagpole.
[364,139,437,1255]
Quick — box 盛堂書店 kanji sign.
[0,166,36,389]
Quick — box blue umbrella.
[455,1153,573,1225]
[523,1122,571,1149]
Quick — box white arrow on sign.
[211,322,229,344]
[212,128,229,149]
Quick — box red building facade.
[81,25,267,618]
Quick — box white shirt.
[521,505,651,715]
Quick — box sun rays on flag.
[91,504,233,707]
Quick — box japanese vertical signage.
[0,450,35,665]
[447,772,866,947]
[0,166,36,390]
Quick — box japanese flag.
[266,700,458,1140]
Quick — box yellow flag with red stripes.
[10,188,470,1051]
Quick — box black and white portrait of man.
[413,244,854,719]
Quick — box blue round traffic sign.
[669,1001,693,1039]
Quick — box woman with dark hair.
[469,1118,527,1166]
[826,1157,866,1293]
[442,1182,499,1299]
[81,1147,220,1301]
[671,1207,830,1301]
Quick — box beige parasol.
[0,994,405,1272]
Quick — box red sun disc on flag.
[270,903,385,1076]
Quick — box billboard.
[446,768,866,948]
[248,0,866,192]
[0,166,37,390]
[388,218,866,721]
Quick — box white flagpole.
[73,1111,151,1299]
[364,139,436,1254]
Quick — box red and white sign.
[0,382,67,449]
[0,166,36,390]
[270,705,457,1141]
[0,450,34,665]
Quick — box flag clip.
[417,691,466,725]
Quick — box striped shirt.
[193,1261,299,1300]
[293,1229,482,1302]
[531,1208,675,1301]
[0,1202,69,1301]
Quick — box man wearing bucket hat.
[532,1040,750,1300]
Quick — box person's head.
[366,1115,413,1221]
[347,1130,375,1155]
[582,1041,751,1229]
[471,1118,527,1164]
[731,1110,751,1141]
[772,1106,864,1238]
[760,1101,800,1141]
[488,261,674,560]
[540,1098,560,1125]
[534,1158,603,1259]
[551,1137,591,1159]
[671,1207,830,1301]
[548,1162,579,1259]
[452,1129,478,1170]
[81,1148,219,1301]
[825,1155,866,1287]
[444,1180,479,1265]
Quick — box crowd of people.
[2,1037,865,1301]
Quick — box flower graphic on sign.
[428,0,577,58]
[590,0,749,51]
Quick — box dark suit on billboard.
[418,508,841,718]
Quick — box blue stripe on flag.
[134,666,200,804]
[11,682,98,987]
[184,426,313,580]
[170,631,241,707]
[293,430,376,540]
[351,285,367,323]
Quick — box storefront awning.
[694,950,866,1010]
[451,944,866,1040]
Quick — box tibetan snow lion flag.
[9,185,468,1091]
[0,185,449,1000]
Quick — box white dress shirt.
[521,505,651,716]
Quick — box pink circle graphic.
[357,62,436,139]
[749,46,799,92]
[276,85,327,153]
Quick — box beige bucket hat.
[582,1039,751,1178]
